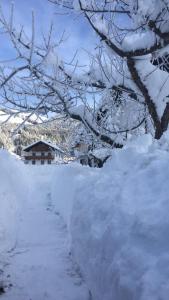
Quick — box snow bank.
[1,133,169,299]
[0,151,28,256]
[68,135,169,300]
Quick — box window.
[41,160,45,165]
[48,160,51,164]
[41,152,45,157]
[32,160,36,165]
[32,152,36,157]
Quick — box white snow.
[0,154,89,299]
[136,58,169,118]
[122,31,156,52]
[0,151,26,255]
[70,135,169,300]
[2,134,169,300]
[23,139,64,153]
[51,134,169,300]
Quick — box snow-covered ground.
[2,134,169,300]
[0,154,89,300]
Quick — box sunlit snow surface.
[52,134,169,300]
[1,133,169,300]
[0,154,88,300]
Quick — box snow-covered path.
[1,166,89,300]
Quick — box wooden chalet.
[22,140,64,165]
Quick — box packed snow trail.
[1,166,89,300]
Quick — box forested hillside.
[0,116,75,153]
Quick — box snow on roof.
[23,140,64,153]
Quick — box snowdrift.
[2,134,169,300]
[0,151,28,256]
[53,134,169,300]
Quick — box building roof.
[23,140,64,153]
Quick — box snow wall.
[0,150,29,256]
[52,134,169,300]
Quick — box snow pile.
[67,135,169,300]
[0,151,28,256]
[3,134,169,300]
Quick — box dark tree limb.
[127,58,163,138]
[161,102,169,132]
[83,7,169,59]
[127,57,169,139]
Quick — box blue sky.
[0,0,95,65]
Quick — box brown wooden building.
[22,140,64,165]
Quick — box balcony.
[23,151,55,160]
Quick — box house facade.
[22,140,64,165]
